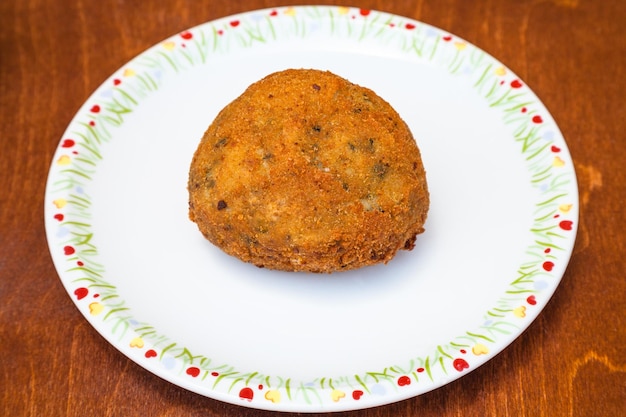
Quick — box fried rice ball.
[188,69,429,273]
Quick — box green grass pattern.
[47,6,576,408]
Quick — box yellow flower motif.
[264,390,281,403]
[89,302,104,316]
[284,7,296,16]
[454,41,467,51]
[553,156,565,167]
[162,41,176,51]
[559,204,573,213]
[57,155,71,166]
[472,343,489,355]
[53,198,67,209]
[513,306,527,318]
[337,6,350,15]
[123,68,136,77]
[331,389,346,402]
[129,337,144,348]
[494,66,507,76]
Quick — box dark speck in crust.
[215,137,229,148]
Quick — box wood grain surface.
[1,1,625,416]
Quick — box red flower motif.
[74,287,88,300]
[397,375,411,386]
[453,358,469,372]
[186,367,200,377]
[239,387,254,401]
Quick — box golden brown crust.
[188,69,429,272]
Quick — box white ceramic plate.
[45,6,578,412]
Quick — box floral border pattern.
[45,6,577,411]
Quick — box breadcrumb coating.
[188,69,429,272]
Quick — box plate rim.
[44,5,579,412]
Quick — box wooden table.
[2,1,625,416]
